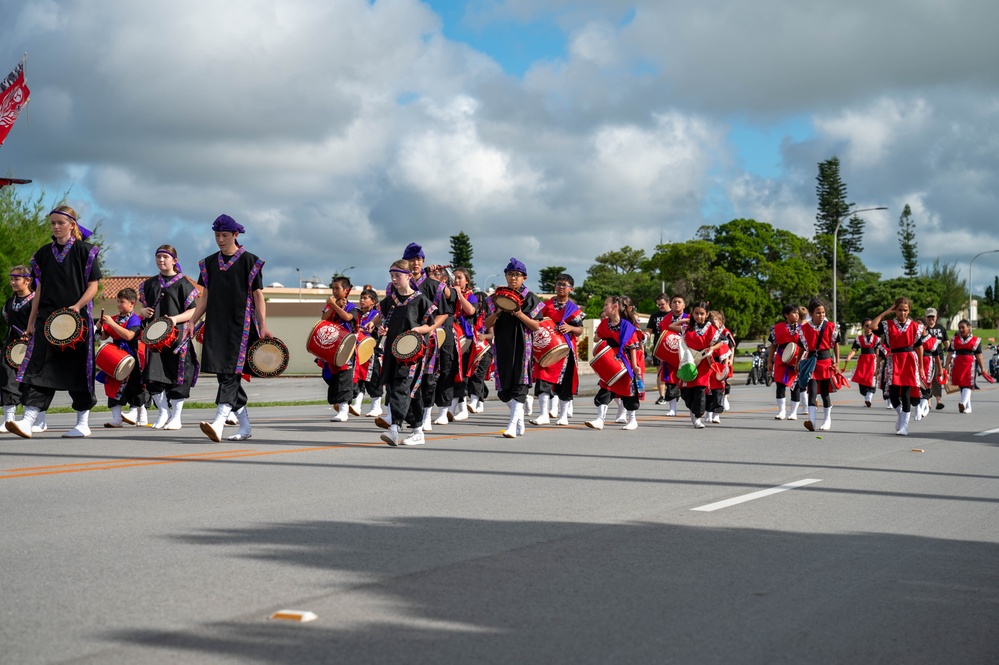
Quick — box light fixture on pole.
[832,206,887,326]
[296,267,301,303]
[969,249,999,330]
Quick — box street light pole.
[296,267,301,303]
[968,249,999,331]
[832,206,887,327]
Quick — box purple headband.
[212,214,245,234]
[49,209,77,221]
[402,242,424,260]
[49,209,92,239]
[504,257,527,276]
[9,272,30,279]
[156,249,182,273]
[389,267,412,275]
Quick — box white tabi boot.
[864,390,874,407]
[0,405,14,433]
[105,405,124,428]
[913,401,924,421]
[549,396,559,418]
[120,407,137,425]
[330,402,350,422]
[32,410,47,433]
[453,397,469,421]
[468,395,480,414]
[525,394,534,416]
[710,411,722,424]
[64,410,92,438]
[530,394,551,425]
[151,392,170,429]
[136,405,148,426]
[787,401,800,421]
[164,399,185,430]
[897,410,911,436]
[819,406,832,431]
[567,400,573,418]
[434,405,450,426]
[667,399,677,417]
[349,392,364,417]
[422,407,434,432]
[959,388,971,414]
[446,397,459,422]
[365,395,384,418]
[894,406,904,434]
[723,395,731,411]
[774,397,787,420]
[5,406,39,439]
[227,407,252,441]
[380,424,400,446]
[200,403,232,442]
[622,410,638,430]
[692,413,706,429]
[585,403,608,430]
[503,401,525,438]
[803,405,817,432]
[556,399,571,426]
[374,409,393,430]
[226,412,240,425]
[401,426,426,446]
[614,398,628,423]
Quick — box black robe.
[2,292,33,396]
[19,238,102,392]
[488,286,544,390]
[141,274,199,387]
[197,248,264,375]
[378,289,436,391]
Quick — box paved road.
[2,382,998,664]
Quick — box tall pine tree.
[897,204,918,277]
[449,231,475,283]
[815,156,866,258]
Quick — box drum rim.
[248,338,290,377]
[538,344,570,367]
[4,339,28,369]
[333,333,357,367]
[394,331,422,355]
[45,308,84,346]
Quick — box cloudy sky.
[2,0,999,295]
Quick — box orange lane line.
[3,449,257,473]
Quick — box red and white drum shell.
[355,332,377,366]
[468,339,490,373]
[247,338,290,378]
[532,319,570,368]
[589,340,631,396]
[95,343,136,381]
[307,320,357,369]
[781,343,800,365]
[391,330,426,365]
[141,317,179,351]
[44,308,85,349]
[493,287,524,312]
[653,331,682,366]
[4,338,28,370]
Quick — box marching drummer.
[843,318,879,407]
[354,287,385,418]
[530,273,584,427]
[667,302,726,429]
[447,267,479,422]
[139,244,199,430]
[656,295,688,416]
[322,275,358,423]
[483,258,544,438]
[373,259,437,446]
[186,214,272,442]
[799,298,840,432]
[2,265,42,434]
[766,305,805,421]
[99,288,148,427]
[585,295,644,431]
[6,206,102,439]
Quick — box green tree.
[537,266,566,294]
[897,204,918,278]
[578,246,658,316]
[922,259,966,322]
[449,231,474,283]
[815,156,867,257]
[0,185,53,338]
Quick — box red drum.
[45,308,85,349]
[391,330,426,365]
[435,327,446,348]
[532,319,570,367]
[712,362,731,381]
[306,320,357,368]
[830,370,851,392]
[468,339,490,373]
[355,333,377,366]
[4,338,28,370]
[493,287,524,312]
[653,331,682,366]
[195,322,205,344]
[781,343,800,365]
[247,338,289,378]
[141,317,178,351]
[589,340,631,396]
[95,343,136,381]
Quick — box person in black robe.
[139,245,200,430]
[186,214,272,442]
[398,243,452,433]
[372,259,436,446]
[483,258,544,438]
[7,206,102,439]
[1,265,35,433]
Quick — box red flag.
[0,56,30,147]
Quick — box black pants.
[108,363,146,408]
[681,386,707,417]
[466,350,492,401]
[594,386,639,411]
[433,343,457,407]
[706,388,725,413]
[889,385,912,412]
[775,382,801,401]
[386,365,424,427]
[147,380,192,401]
[535,356,576,402]
[498,384,529,404]
[857,384,874,397]
[324,369,354,405]
[20,384,96,412]
[214,373,247,410]
[662,381,681,401]
[806,379,831,408]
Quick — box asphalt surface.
[2,379,998,664]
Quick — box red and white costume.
[878,318,925,388]
[851,332,879,388]
[800,319,838,382]
[950,334,981,388]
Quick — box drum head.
[113,355,136,381]
[333,333,357,367]
[539,345,570,367]
[435,328,446,347]
[145,319,172,341]
[5,341,27,370]
[494,295,519,312]
[356,336,377,365]
[781,344,798,364]
[394,332,421,357]
[249,338,289,377]
[49,312,80,341]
